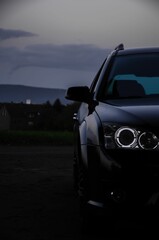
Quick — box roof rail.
[114,43,124,51]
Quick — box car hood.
[95,98,159,129]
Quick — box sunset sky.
[0,0,159,89]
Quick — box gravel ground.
[0,146,157,239]
[0,146,80,240]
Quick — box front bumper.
[86,145,159,216]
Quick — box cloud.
[0,28,37,41]
[137,0,159,9]
[25,44,110,71]
[0,44,111,74]
[0,43,111,88]
[143,0,159,4]
[0,0,36,11]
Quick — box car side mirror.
[65,86,91,103]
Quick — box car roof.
[116,47,159,56]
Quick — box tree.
[53,98,63,112]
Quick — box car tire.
[74,145,96,234]
[74,145,114,235]
[73,153,79,195]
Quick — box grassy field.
[0,130,73,146]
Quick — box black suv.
[65,44,159,224]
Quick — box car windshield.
[103,53,159,99]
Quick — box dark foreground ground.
[0,146,158,240]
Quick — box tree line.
[0,99,80,132]
[41,99,80,131]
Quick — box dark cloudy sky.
[0,0,159,89]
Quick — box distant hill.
[0,84,69,105]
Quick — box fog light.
[109,189,126,203]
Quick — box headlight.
[138,132,158,150]
[103,123,159,150]
[115,127,138,148]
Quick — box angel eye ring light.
[138,132,158,150]
[115,127,138,148]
